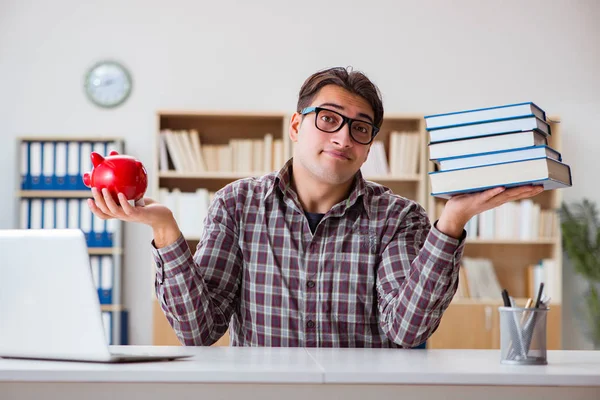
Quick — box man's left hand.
[436,185,545,239]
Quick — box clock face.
[84,61,132,108]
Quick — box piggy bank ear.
[109,150,119,156]
[90,152,105,168]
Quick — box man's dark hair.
[296,66,384,128]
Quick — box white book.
[162,130,185,172]
[429,158,571,199]
[189,130,207,172]
[158,133,169,172]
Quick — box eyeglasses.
[300,106,379,145]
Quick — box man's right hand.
[88,187,182,248]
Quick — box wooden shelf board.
[101,304,126,312]
[88,247,123,255]
[18,136,124,142]
[159,171,265,179]
[159,172,422,182]
[18,190,91,198]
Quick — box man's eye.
[354,125,368,134]
[321,116,334,123]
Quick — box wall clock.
[84,60,132,108]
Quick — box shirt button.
[306,320,315,329]
[307,280,315,288]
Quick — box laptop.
[0,228,192,363]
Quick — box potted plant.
[559,199,600,348]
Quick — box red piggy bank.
[83,150,148,203]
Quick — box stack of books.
[424,102,572,199]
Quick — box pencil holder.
[499,306,548,365]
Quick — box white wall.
[1,0,598,348]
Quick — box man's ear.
[289,112,302,143]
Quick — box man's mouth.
[323,150,350,160]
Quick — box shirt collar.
[270,158,374,220]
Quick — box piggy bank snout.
[83,173,92,188]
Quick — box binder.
[42,198,55,229]
[67,141,80,190]
[90,256,101,301]
[101,309,129,345]
[42,142,54,190]
[29,142,42,190]
[79,142,93,190]
[54,142,68,190]
[99,256,113,304]
[20,199,29,229]
[21,141,30,190]
[79,199,93,246]
[29,199,43,229]
[55,199,68,229]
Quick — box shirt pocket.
[324,251,379,324]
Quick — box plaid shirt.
[153,159,465,348]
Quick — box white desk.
[1,347,599,400]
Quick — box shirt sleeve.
[376,201,466,347]
[153,190,243,346]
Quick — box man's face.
[290,85,374,185]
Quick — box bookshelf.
[152,111,429,346]
[16,137,128,346]
[426,117,564,350]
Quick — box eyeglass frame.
[299,106,380,145]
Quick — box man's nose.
[331,122,354,148]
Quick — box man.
[88,67,543,348]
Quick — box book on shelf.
[456,257,503,300]
[159,187,214,239]
[424,102,572,199]
[526,259,561,303]
[160,129,283,174]
[464,199,557,240]
[424,102,546,130]
[429,157,572,199]
[360,131,420,177]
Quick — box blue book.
[436,145,561,171]
[429,157,572,199]
[424,102,546,130]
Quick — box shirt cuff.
[425,219,467,260]
[152,234,190,283]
